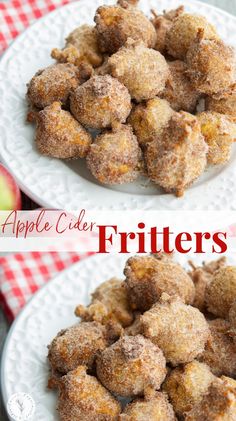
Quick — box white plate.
[1,252,235,420]
[0,0,236,210]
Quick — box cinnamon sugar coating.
[75,278,134,329]
[70,75,131,129]
[108,40,169,102]
[188,257,226,312]
[94,2,156,54]
[48,321,109,374]
[197,111,236,165]
[141,294,209,366]
[119,392,176,421]
[166,13,219,59]
[163,361,215,417]
[145,112,208,197]
[124,255,195,312]
[128,98,174,148]
[27,63,90,109]
[206,89,236,120]
[185,377,236,421]
[186,33,235,96]
[51,24,103,68]
[35,102,92,159]
[161,60,200,112]
[151,6,184,54]
[86,123,142,184]
[96,335,167,397]
[58,366,121,421]
[229,300,236,336]
[46,255,236,418]
[205,266,236,318]
[28,1,236,197]
[198,319,236,377]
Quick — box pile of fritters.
[48,254,236,420]
[27,0,236,197]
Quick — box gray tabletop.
[1,0,236,419]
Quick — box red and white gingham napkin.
[0,0,76,54]
[0,252,93,321]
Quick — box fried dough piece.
[141,294,209,366]
[188,257,226,312]
[75,278,133,328]
[163,361,215,417]
[35,102,92,158]
[228,298,236,349]
[128,98,174,148]
[119,392,176,421]
[166,13,218,59]
[70,75,131,129]
[27,63,90,109]
[48,322,109,375]
[150,6,184,54]
[206,90,236,120]
[58,366,121,421]
[124,255,195,312]
[145,112,208,197]
[162,60,200,112]
[96,335,167,397]
[198,319,236,377]
[51,25,103,68]
[86,123,141,184]
[185,377,236,421]
[109,40,169,102]
[197,111,236,165]
[186,31,235,96]
[94,2,156,54]
[205,266,236,318]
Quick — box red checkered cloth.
[0,252,93,322]
[0,0,76,55]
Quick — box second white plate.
[1,252,236,420]
[0,0,236,209]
